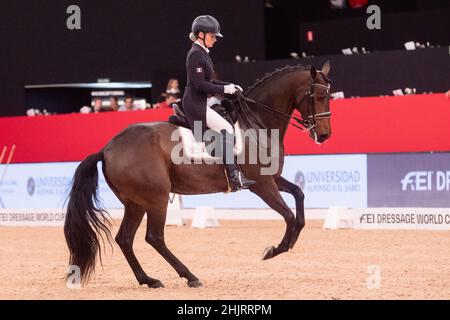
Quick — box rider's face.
[202,32,217,48]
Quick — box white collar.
[194,40,210,53]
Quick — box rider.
[182,15,255,191]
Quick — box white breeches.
[206,106,234,134]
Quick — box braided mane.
[245,64,311,96]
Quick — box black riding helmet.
[190,15,223,47]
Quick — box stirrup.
[225,170,256,192]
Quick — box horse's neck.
[248,72,306,141]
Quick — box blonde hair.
[189,32,198,41]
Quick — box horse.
[64,61,332,288]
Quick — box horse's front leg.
[275,176,305,249]
[250,179,296,260]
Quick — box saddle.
[168,99,238,129]
[168,99,244,161]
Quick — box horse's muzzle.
[317,134,329,143]
[310,129,329,144]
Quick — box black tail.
[64,151,112,284]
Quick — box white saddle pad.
[175,122,244,162]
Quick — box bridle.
[236,79,332,132]
[294,81,332,131]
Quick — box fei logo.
[401,171,450,191]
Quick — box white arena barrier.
[323,206,353,229]
[191,206,220,229]
[166,193,186,226]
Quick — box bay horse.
[64,62,332,288]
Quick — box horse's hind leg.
[115,202,164,288]
[144,204,202,288]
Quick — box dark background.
[298,8,450,56]
[0,0,265,116]
[217,47,450,98]
[265,0,450,58]
[0,0,449,116]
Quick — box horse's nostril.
[318,134,328,142]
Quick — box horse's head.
[295,61,332,144]
[238,62,332,145]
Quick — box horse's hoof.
[187,280,203,288]
[262,246,275,260]
[148,280,164,288]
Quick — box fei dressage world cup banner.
[353,208,450,230]
[2,153,449,211]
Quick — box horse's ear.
[310,66,317,79]
[322,60,331,76]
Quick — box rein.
[236,81,331,132]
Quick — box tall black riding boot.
[221,129,256,192]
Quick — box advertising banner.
[368,153,450,207]
[353,208,450,230]
[182,154,368,209]
[0,208,66,226]
[0,162,122,209]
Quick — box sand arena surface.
[0,220,449,299]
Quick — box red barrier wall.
[284,93,450,155]
[0,109,173,163]
[0,94,449,163]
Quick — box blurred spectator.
[26,108,38,116]
[157,79,181,104]
[26,108,46,116]
[166,78,180,95]
[93,97,103,113]
[156,93,179,109]
[109,96,119,111]
[445,90,450,98]
[118,96,136,111]
[80,106,92,114]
